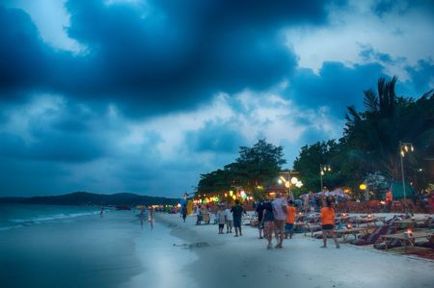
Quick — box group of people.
[215,200,246,237]
[255,193,340,249]
[255,192,290,249]
[188,192,341,249]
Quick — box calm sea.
[0,204,101,231]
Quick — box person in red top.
[320,197,340,248]
[285,200,296,239]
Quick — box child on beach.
[285,200,296,239]
[320,197,340,248]
[217,206,226,234]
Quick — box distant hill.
[0,192,180,206]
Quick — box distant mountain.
[0,192,180,206]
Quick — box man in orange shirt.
[285,200,296,239]
[320,197,340,248]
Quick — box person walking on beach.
[224,205,233,233]
[148,206,154,230]
[217,206,226,234]
[231,200,246,237]
[320,197,340,248]
[256,200,265,239]
[262,199,275,249]
[285,200,296,239]
[272,192,288,248]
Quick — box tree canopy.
[196,139,286,197]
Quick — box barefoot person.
[224,205,233,233]
[148,206,155,230]
[262,199,275,249]
[231,200,246,237]
[285,200,296,239]
[272,192,288,248]
[320,197,340,248]
[256,199,265,239]
[217,205,226,234]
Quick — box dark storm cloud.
[405,60,434,95]
[372,0,434,17]
[0,7,49,97]
[288,62,386,117]
[0,0,338,114]
[186,121,244,154]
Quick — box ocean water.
[0,205,198,288]
[0,204,101,231]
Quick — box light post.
[278,174,302,200]
[399,142,414,200]
[320,164,331,191]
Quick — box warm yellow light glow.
[359,183,367,190]
[229,190,233,196]
[290,177,298,184]
[404,145,409,152]
[400,150,405,157]
[232,195,236,200]
[321,171,324,176]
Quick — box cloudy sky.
[1,0,433,197]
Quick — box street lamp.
[399,142,414,200]
[320,164,331,191]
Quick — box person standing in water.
[320,197,340,248]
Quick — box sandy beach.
[1,209,433,288]
[159,213,434,288]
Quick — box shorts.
[274,219,285,232]
[322,224,335,231]
[218,224,224,229]
[233,218,241,228]
[226,220,233,227]
[285,223,294,233]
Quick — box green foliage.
[294,76,434,198]
[196,139,286,196]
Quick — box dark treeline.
[0,192,180,206]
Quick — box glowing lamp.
[229,190,234,196]
[290,177,298,185]
[359,184,367,190]
[232,195,236,200]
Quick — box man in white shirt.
[272,192,288,248]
